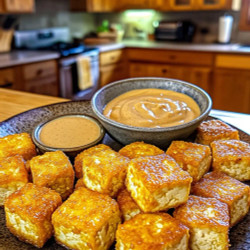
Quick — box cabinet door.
[0,68,15,89]
[168,66,212,94]
[148,0,171,10]
[71,0,116,12]
[212,69,250,113]
[197,0,229,10]
[100,62,127,87]
[4,0,34,13]
[129,63,171,78]
[129,63,211,94]
[118,0,149,10]
[169,0,196,10]
[87,0,116,12]
[21,60,59,96]
[239,0,250,31]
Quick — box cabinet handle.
[0,82,13,88]
[36,69,43,76]
[162,68,168,73]
[169,55,176,60]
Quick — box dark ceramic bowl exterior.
[91,77,212,148]
[32,114,105,158]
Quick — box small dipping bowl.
[32,114,105,158]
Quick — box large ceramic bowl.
[91,77,212,148]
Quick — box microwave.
[154,21,196,42]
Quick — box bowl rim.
[91,77,212,132]
[32,113,105,152]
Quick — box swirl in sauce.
[103,88,200,128]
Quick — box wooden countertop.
[0,88,68,122]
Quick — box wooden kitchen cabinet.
[169,0,196,10]
[20,60,59,96]
[239,0,250,31]
[0,68,16,89]
[157,0,231,11]
[148,0,171,10]
[128,48,213,95]
[117,0,150,10]
[129,62,211,93]
[0,0,35,13]
[99,49,128,86]
[0,59,59,97]
[71,0,117,12]
[213,54,250,113]
[212,69,250,113]
[127,48,213,66]
[197,0,230,10]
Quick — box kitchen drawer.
[22,60,57,81]
[4,0,34,12]
[100,62,127,86]
[129,62,171,77]
[0,68,15,88]
[99,50,124,66]
[127,49,213,66]
[215,54,250,69]
[24,76,59,96]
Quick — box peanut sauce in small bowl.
[32,114,104,157]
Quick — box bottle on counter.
[218,14,233,44]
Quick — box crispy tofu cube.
[116,213,189,250]
[74,144,110,179]
[126,154,192,212]
[52,187,121,250]
[192,171,250,226]
[82,145,129,197]
[0,133,37,161]
[28,151,74,200]
[166,141,212,182]
[0,155,28,206]
[4,183,62,248]
[74,178,86,190]
[117,188,142,221]
[211,140,250,181]
[174,195,230,250]
[195,120,239,145]
[119,141,164,159]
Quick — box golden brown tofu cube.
[4,183,62,248]
[117,188,142,221]
[52,187,121,250]
[166,141,212,182]
[116,213,189,250]
[119,141,164,159]
[74,177,86,190]
[0,133,37,161]
[0,155,28,206]
[211,139,250,181]
[174,195,230,250]
[195,120,239,145]
[74,144,110,179]
[192,171,250,226]
[28,151,74,200]
[82,145,129,197]
[126,154,192,212]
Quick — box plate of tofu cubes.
[0,100,249,250]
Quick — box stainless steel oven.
[14,27,100,100]
[59,48,99,100]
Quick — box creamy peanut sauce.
[103,88,200,128]
[39,116,101,148]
